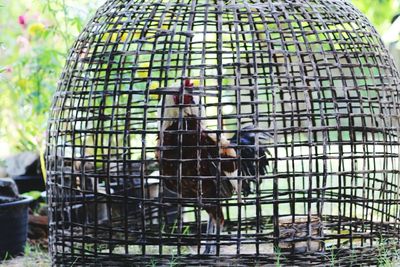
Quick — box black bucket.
[0,196,32,259]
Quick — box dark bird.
[156,79,271,254]
[230,125,272,196]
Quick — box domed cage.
[46,0,400,265]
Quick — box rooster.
[156,79,270,254]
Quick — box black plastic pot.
[109,182,178,225]
[0,196,32,259]
[12,175,45,194]
[41,191,108,225]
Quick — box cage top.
[49,0,400,156]
[59,0,397,95]
[50,0,400,135]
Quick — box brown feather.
[157,116,237,225]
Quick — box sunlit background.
[0,1,400,265]
[0,0,399,158]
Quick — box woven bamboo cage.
[46,0,400,265]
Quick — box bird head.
[172,79,195,105]
[158,79,205,131]
[231,126,273,145]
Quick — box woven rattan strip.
[46,0,400,265]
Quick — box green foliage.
[0,0,102,153]
[21,190,42,200]
[351,0,400,34]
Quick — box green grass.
[0,244,50,267]
[377,240,400,267]
[2,240,400,266]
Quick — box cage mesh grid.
[46,0,400,265]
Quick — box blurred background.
[0,0,399,264]
[1,0,400,161]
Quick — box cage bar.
[46,0,400,265]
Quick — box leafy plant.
[0,0,103,154]
[21,190,42,200]
[377,238,400,267]
[351,0,400,34]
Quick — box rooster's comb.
[184,79,194,88]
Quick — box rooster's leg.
[203,216,216,254]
